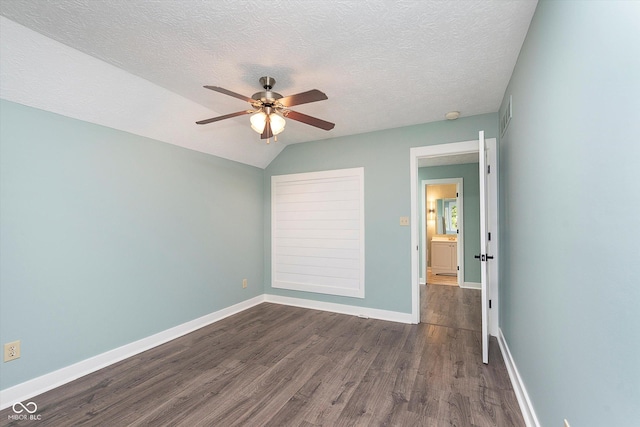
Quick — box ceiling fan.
[196,76,335,143]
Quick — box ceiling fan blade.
[278,89,328,107]
[261,115,274,139]
[203,86,253,103]
[196,110,252,125]
[284,110,335,131]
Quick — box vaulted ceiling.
[0,1,537,168]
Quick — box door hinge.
[456,192,459,197]
[417,245,419,251]
[489,300,492,309]
[457,266,460,271]
[487,165,491,174]
[488,232,491,241]
[456,229,459,234]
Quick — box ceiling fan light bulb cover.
[250,111,267,133]
[270,113,286,135]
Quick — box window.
[271,168,365,298]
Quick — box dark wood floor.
[422,284,481,332]
[1,291,524,426]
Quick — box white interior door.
[478,130,490,364]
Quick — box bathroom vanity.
[431,238,458,275]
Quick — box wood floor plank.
[422,283,482,331]
[213,354,328,426]
[0,291,525,426]
[306,345,383,426]
[264,355,338,426]
[440,391,474,427]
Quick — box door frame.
[410,138,499,335]
[421,178,464,287]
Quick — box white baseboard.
[0,295,265,410]
[460,281,481,290]
[497,328,541,427]
[1,293,414,410]
[264,294,414,324]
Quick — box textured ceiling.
[0,0,537,168]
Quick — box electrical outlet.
[242,279,247,289]
[399,216,410,226]
[564,420,570,427]
[4,340,21,362]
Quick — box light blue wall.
[264,114,497,313]
[0,100,264,389]
[419,163,480,283]
[498,1,640,425]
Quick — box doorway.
[420,173,477,332]
[409,138,499,339]
[421,179,464,288]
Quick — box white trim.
[420,179,426,284]
[264,294,413,324]
[498,328,541,427]
[421,178,464,288]
[410,149,420,324]
[460,282,481,290]
[0,295,265,410]
[486,139,499,337]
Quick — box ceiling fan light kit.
[250,111,285,135]
[196,76,335,143]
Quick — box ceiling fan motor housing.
[251,91,283,104]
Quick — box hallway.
[421,283,481,331]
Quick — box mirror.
[436,198,458,235]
